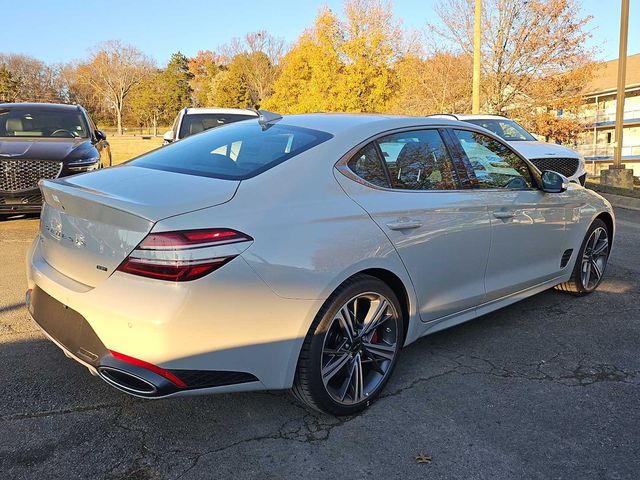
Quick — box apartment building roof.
[584,53,640,96]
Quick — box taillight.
[137,229,250,249]
[116,228,252,282]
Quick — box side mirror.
[162,130,175,144]
[94,129,107,141]
[541,170,569,193]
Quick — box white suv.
[163,108,258,145]
[432,114,587,185]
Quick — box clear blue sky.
[2,0,638,65]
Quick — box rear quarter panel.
[153,141,422,344]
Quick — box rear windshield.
[178,113,257,139]
[0,107,89,138]
[131,121,333,180]
[464,119,536,142]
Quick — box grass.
[107,135,164,165]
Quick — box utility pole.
[472,0,481,114]
[613,0,629,169]
[602,0,633,188]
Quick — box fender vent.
[560,249,573,268]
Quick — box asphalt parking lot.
[1,208,639,480]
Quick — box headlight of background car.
[68,156,101,172]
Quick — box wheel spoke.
[353,353,364,403]
[338,356,357,401]
[591,259,603,281]
[322,352,350,383]
[592,238,608,257]
[323,338,348,356]
[590,229,601,252]
[582,259,592,287]
[336,307,356,343]
[361,298,390,336]
[362,340,396,361]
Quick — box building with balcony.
[573,54,640,177]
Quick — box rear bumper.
[26,236,323,396]
[0,189,42,212]
[27,286,210,397]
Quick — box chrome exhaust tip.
[98,366,158,396]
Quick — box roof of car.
[0,102,82,111]
[430,113,511,121]
[183,107,258,116]
[277,113,469,136]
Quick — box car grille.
[0,192,43,206]
[528,157,579,178]
[0,159,63,192]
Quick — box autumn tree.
[391,50,472,115]
[267,0,401,113]
[515,63,597,143]
[208,54,253,108]
[264,7,343,113]
[336,0,402,112]
[0,54,65,103]
[211,31,284,108]
[72,41,154,134]
[129,53,194,134]
[527,111,584,144]
[0,66,18,102]
[129,71,167,135]
[188,50,223,106]
[429,0,595,114]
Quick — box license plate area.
[30,287,108,366]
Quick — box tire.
[555,218,610,295]
[292,274,405,415]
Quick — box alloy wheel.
[320,292,399,406]
[580,226,609,290]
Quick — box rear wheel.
[556,219,610,295]
[292,275,404,415]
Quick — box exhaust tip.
[98,366,158,396]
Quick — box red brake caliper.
[371,329,378,344]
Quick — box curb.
[601,193,640,212]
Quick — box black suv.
[0,103,111,214]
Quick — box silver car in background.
[27,113,614,415]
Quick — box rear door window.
[131,122,333,180]
[377,130,460,190]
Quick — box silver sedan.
[26,113,614,415]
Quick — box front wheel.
[556,218,610,295]
[292,275,405,415]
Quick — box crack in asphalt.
[171,410,353,480]
[0,401,128,422]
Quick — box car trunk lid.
[38,165,240,287]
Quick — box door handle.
[492,211,515,219]
[386,219,423,230]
